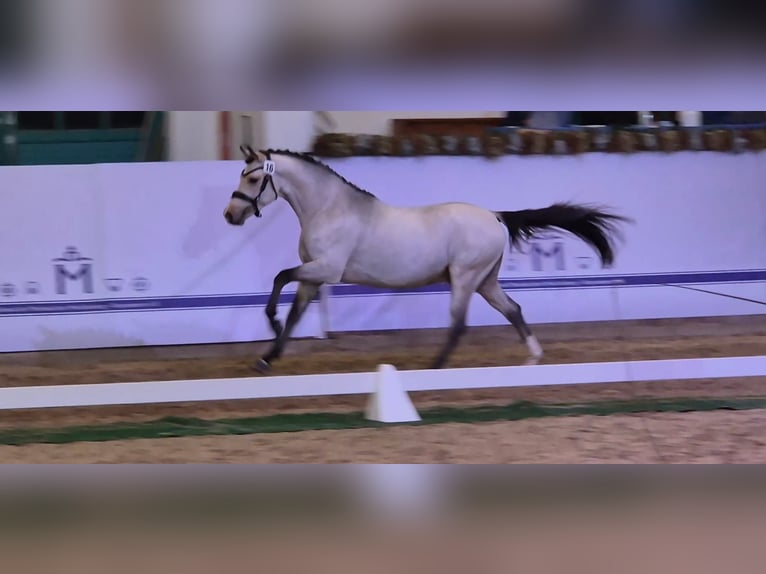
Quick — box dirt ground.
[2,410,765,463]
[0,315,764,462]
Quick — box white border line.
[1,356,765,411]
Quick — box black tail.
[496,203,631,267]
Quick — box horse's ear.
[239,144,253,159]
[239,145,267,164]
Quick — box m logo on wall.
[53,246,94,294]
[502,232,587,276]
[529,233,566,272]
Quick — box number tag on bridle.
[263,160,276,175]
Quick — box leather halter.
[230,152,277,218]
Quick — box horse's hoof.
[252,358,272,374]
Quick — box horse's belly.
[340,258,448,288]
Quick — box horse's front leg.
[256,259,343,373]
[256,281,320,372]
[264,267,300,337]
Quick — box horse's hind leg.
[478,277,543,364]
[430,285,470,369]
[430,270,483,369]
[255,281,320,373]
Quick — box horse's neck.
[280,166,349,226]
[279,189,311,225]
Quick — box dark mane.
[263,149,376,198]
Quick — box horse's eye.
[248,177,258,184]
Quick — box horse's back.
[340,201,506,287]
[378,200,502,243]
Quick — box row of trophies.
[313,126,766,158]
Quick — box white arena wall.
[1,152,764,353]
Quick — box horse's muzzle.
[224,210,244,226]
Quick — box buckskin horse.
[224,146,629,373]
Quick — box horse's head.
[224,145,280,225]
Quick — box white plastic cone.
[365,364,421,423]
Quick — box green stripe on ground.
[2,397,766,446]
